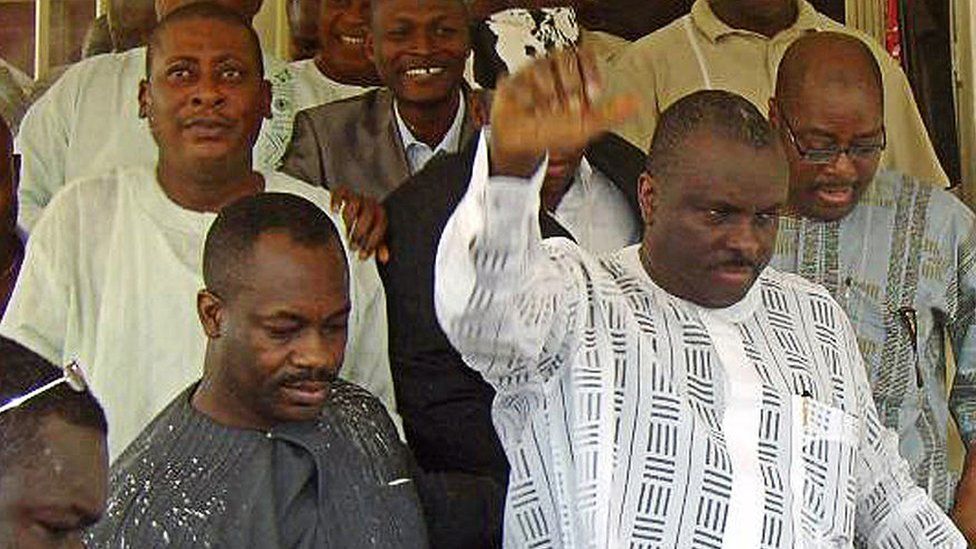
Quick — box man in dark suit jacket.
[380,130,644,548]
[281,0,485,199]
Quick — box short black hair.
[0,337,107,472]
[145,1,264,79]
[369,0,469,26]
[645,90,777,181]
[203,192,345,299]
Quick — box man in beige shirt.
[608,0,948,187]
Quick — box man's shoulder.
[264,171,334,206]
[55,49,144,88]
[38,167,150,227]
[626,13,691,53]
[321,379,399,440]
[759,266,840,304]
[109,386,197,472]
[264,171,356,240]
[24,49,142,114]
[296,88,389,126]
[868,170,974,226]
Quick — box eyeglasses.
[781,114,886,165]
[0,361,89,415]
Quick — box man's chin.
[274,403,326,425]
[809,200,857,222]
[396,81,462,106]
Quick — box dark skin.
[288,0,322,60]
[316,0,381,86]
[108,0,157,51]
[140,18,270,212]
[488,49,788,308]
[707,0,797,38]
[367,0,469,147]
[193,231,350,429]
[638,134,787,308]
[769,34,884,222]
[140,16,388,257]
[0,417,108,549]
[541,146,585,212]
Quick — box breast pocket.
[790,395,859,548]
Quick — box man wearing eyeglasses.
[767,32,976,542]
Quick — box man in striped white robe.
[433,50,964,547]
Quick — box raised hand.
[488,47,638,179]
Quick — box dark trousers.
[415,471,506,549]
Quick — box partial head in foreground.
[0,338,108,548]
[770,32,884,222]
[140,2,270,178]
[194,193,350,430]
[639,90,788,309]
[367,0,470,106]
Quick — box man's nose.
[825,150,859,183]
[725,217,763,261]
[291,331,342,373]
[410,31,434,54]
[190,77,226,108]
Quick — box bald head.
[775,32,882,113]
[772,32,886,222]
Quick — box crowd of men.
[0,0,974,547]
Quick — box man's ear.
[197,289,224,339]
[768,97,782,129]
[138,79,151,120]
[260,79,273,120]
[364,30,376,66]
[637,170,658,225]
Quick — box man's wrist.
[488,144,544,180]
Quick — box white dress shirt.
[394,91,466,174]
[551,158,641,255]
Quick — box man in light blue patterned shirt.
[767,32,976,540]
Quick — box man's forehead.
[154,18,257,64]
[668,137,787,199]
[10,418,107,517]
[792,81,881,124]
[374,0,465,18]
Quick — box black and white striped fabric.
[434,133,965,548]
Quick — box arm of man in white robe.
[434,130,589,439]
[14,61,78,232]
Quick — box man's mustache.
[277,367,338,386]
[712,256,759,271]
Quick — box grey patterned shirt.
[434,133,964,548]
[771,170,976,510]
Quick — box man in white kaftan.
[434,51,964,547]
[14,0,296,232]
[0,4,396,459]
